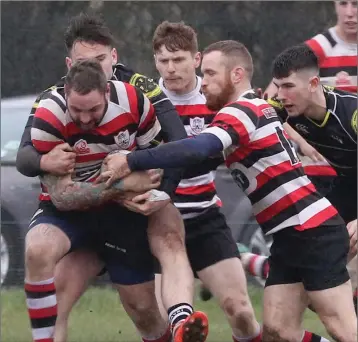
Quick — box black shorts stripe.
[260,192,327,233]
[33,117,64,141]
[173,190,216,204]
[31,315,57,329]
[181,114,216,126]
[25,289,56,299]
[320,66,357,78]
[248,168,305,204]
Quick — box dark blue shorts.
[29,202,154,285]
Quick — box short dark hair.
[152,21,198,54]
[203,40,254,79]
[272,44,319,79]
[65,59,107,95]
[64,12,116,52]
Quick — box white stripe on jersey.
[266,197,333,235]
[251,121,281,142]
[311,33,334,56]
[202,126,233,149]
[99,101,130,126]
[31,128,63,142]
[217,105,256,135]
[37,98,66,125]
[178,172,215,188]
[112,81,130,112]
[138,95,152,127]
[321,75,357,88]
[136,118,161,148]
[252,176,311,215]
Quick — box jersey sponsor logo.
[74,139,90,154]
[352,109,357,133]
[335,71,352,86]
[295,123,309,135]
[114,129,130,149]
[262,106,277,119]
[330,134,344,144]
[190,117,205,135]
[130,73,162,99]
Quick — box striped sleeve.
[203,102,257,149]
[305,33,328,64]
[134,88,162,149]
[31,90,66,153]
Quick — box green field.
[1,285,329,341]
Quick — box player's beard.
[205,79,236,112]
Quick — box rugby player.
[100,40,357,342]
[147,21,262,341]
[18,13,207,342]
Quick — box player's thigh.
[347,255,357,289]
[97,204,155,286]
[263,283,308,334]
[185,207,240,275]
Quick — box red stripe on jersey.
[25,282,55,292]
[95,113,134,136]
[320,55,357,68]
[305,39,326,62]
[35,339,54,342]
[39,194,51,201]
[32,140,63,153]
[303,165,337,176]
[238,101,275,118]
[256,183,316,224]
[255,161,302,189]
[250,133,279,150]
[124,82,139,122]
[76,152,108,163]
[175,182,216,195]
[28,305,57,319]
[213,112,250,145]
[175,104,215,116]
[337,85,357,93]
[225,147,249,166]
[65,122,82,136]
[35,107,65,135]
[295,205,338,231]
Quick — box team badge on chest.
[114,130,130,149]
[190,117,205,135]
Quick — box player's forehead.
[273,71,301,85]
[70,40,111,59]
[156,45,192,60]
[201,51,225,71]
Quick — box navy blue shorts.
[29,202,154,285]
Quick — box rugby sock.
[141,324,172,342]
[25,277,57,342]
[241,252,269,280]
[302,331,330,342]
[168,303,193,328]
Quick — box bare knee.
[221,296,255,328]
[25,224,70,271]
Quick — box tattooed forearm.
[41,174,126,211]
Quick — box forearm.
[16,121,44,177]
[156,104,188,196]
[42,174,125,211]
[128,133,223,171]
[182,154,224,179]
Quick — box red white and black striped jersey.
[159,76,221,219]
[203,90,341,235]
[305,27,357,93]
[31,80,161,202]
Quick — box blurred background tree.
[1,1,335,98]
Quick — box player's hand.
[347,219,357,262]
[254,88,269,100]
[299,142,325,163]
[118,169,162,193]
[121,190,170,216]
[40,143,76,176]
[97,153,131,187]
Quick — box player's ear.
[308,75,320,93]
[65,57,72,71]
[232,66,244,85]
[193,52,201,68]
[111,48,118,65]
